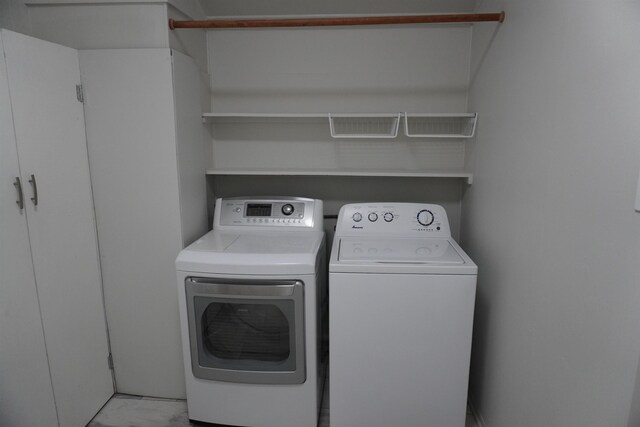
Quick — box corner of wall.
[468,395,487,427]
[167,2,208,73]
[0,0,33,36]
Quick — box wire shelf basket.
[329,113,401,138]
[403,113,477,138]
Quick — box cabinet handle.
[28,174,38,206]
[13,177,24,210]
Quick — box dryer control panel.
[214,197,324,230]
[335,203,451,237]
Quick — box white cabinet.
[0,29,113,427]
[79,48,209,398]
[0,33,58,427]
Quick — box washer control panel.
[336,203,451,237]
[215,197,322,229]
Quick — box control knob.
[281,204,294,216]
[352,212,363,222]
[383,212,394,222]
[417,209,434,227]
[368,212,378,222]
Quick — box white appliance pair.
[176,197,476,427]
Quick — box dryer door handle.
[186,277,301,297]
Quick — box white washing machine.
[329,203,477,427]
[176,197,326,427]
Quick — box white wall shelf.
[202,112,327,123]
[203,112,477,139]
[206,168,474,184]
[205,112,475,184]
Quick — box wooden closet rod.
[168,12,505,30]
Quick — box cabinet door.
[0,31,59,427]
[1,29,113,427]
[79,49,187,398]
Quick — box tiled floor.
[88,377,477,427]
[88,395,191,427]
[88,388,331,427]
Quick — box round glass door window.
[202,302,291,362]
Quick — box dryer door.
[185,277,306,384]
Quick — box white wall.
[0,0,31,34]
[29,3,168,49]
[26,0,207,71]
[2,0,206,69]
[202,0,476,17]
[206,26,473,234]
[168,3,208,71]
[208,26,471,113]
[462,1,640,426]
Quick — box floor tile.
[90,387,479,427]
[88,395,193,427]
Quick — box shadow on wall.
[468,14,503,90]
[627,354,640,427]
[466,244,492,420]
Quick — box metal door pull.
[13,177,24,210]
[28,174,38,206]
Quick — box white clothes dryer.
[329,203,477,427]
[176,197,326,427]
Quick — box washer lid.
[176,230,324,275]
[331,237,477,275]
[338,237,464,264]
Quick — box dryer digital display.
[246,203,272,217]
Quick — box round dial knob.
[383,212,394,222]
[368,212,378,222]
[352,212,363,222]
[281,204,294,216]
[417,209,434,227]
